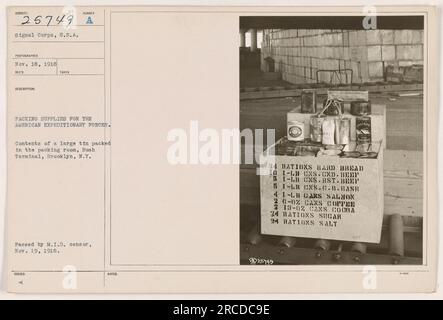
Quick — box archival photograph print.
[239,15,424,265]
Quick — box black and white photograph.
[1,3,440,298]
[239,16,425,265]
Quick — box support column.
[240,29,246,47]
[250,29,257,52]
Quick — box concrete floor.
[240,69,291,88]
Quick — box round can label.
[287,121,304,141]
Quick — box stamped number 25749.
[21,15,74,26]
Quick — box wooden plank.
[386,135,423,151]
[384,177,422,199]
[383,150,423,172]
[384,195,422,217]
[384,170,422,179]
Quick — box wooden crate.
[259,140,384,243]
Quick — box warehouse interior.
[239,16,424,265]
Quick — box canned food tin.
[287,120,305,141]
[309,115,325,143]
[356,116,371,144]
[351,101,371,116]
[321,118,335,145]
[301,89,317,113]
[334,118,351,145]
